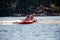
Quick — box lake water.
[0,16,60,40]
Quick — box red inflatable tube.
[18,20,37,24]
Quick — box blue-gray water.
[0,16,60,40]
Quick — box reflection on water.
[0,16,60,40]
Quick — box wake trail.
[0,20,60,25]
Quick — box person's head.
[30,13,35,19]
[26,15,30,18]
[31,13,35,17]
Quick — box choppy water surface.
[0,16,60,40]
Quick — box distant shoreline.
[0,16,60,17]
